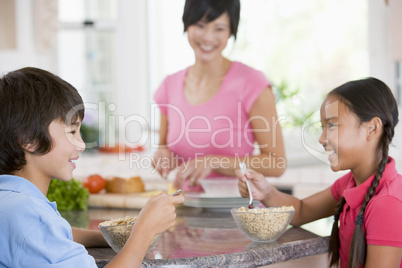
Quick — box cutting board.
[88,191,162,209]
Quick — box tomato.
[98,144,145,153]
[83,174,106,194]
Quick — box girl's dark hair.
[327,77,399,267]
[0,67,85,174]
[182,0,241,39]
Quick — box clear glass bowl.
[230,206,295,242]
[99,220,160,253]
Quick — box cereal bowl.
[230,206,295,242]
[98,216,160,253]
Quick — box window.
[57,0,119,147]
[57,0,117,104]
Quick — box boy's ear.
[22,143,36,153]
[366,117,383,141]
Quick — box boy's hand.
[135,192,184,237]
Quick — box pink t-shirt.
[331,157,402,268]
[154,61,270,178]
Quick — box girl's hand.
[174,157,212,189]
[135,192,184,237]
[153,148,176,179]
[235,169,271,201]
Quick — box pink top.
[331,157,402,268]
[154,61,271,178]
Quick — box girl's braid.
[329,196,346,267]
[347,123,392,268]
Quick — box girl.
[153,0,286,191]
[236,77,402,267]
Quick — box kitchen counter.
[69,206,330,267]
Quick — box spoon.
[239,162,254,209]
[172,189,183,196]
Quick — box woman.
[153,0,286,191]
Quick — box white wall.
[114,0,150,147]
[0,0,57,75]
[368,0,394,86]
[368,0,402,166]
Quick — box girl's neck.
[352,150,383,186]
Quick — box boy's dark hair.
[182,0,241,39]
[0,67,84,174]
[327,77,399,268]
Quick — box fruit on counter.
[105,176,145,193]
[83,174,106,194]
[168,182,179,195]
[139,190,163,197]
[98,144,144,153]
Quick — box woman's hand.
[174,157,212,189]
[235,169,271,201]
[153,148,176,179]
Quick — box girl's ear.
[366,117,383,141]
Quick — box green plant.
[47,179,89,211]
[80,123,99,150]
[273,80,318,128]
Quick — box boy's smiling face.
[22,119,85,194]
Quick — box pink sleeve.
[240,68,271,113]
[153,78,168,115]
[366,196,402,247]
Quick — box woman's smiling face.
[319,94,368,172]
[186,12,231,63]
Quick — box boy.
[0,67,184,267]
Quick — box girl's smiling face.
[186,12,231,63]
[319,95,368,173]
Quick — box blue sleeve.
[11,202,97,267]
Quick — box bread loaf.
[105,176,145,193]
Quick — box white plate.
[197,192,241,198]
[199,178,240,197]
[184,193,257,208]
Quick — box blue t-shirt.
[0,175,97,267]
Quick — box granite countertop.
[81,207,330,267]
